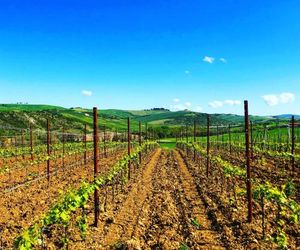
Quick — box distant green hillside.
[0,104,66,112]
[0,104,280,138]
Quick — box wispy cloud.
[224,100,241,105]
[220,58,227,63]
[184,70,190,75]
[81,90,92,96]
[170,100,196,111]
[209,99,241,108]
[209,101,223,108]
[185,102,192,107]
[262,92,295,106]
[203,56,215,64]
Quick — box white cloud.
[220,58,227,63]
[224,100,241,105]
[203,56,215,64]
[209,101,223,108]
[209,99,242,108]
[279,92,295,103]
[82,90,92,96]
[262,94,279,106]
[170,100,194,111]
[185,102,192,107]
[262,92,295,106]
[184,70,190,75]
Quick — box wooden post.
[291,116,295,171]
[127,117,131,180]
[206,114,210,178]
[30,125,33,160]
[193,119,196,161]
[228,124,232,154]
[62,127,65,167]
[250,121,254,159]
[244,100,252,223]
[84,124,87,165]
[139,121,142,164]
[93,107,100,227]
[47,119,51,183]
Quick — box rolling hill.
[0,104,295,137]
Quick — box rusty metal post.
[206,114,210,178]
[30,125,33,161]
[127,117,131,180]
[291,115,295,171]
[244,100,252,223]
[84,124,87,165]
[139,121,142,164]
[193,119,196,161]
[47,119,51,183]
[93,107,100,227]
[62,127,65,167]
[228,124,232,154]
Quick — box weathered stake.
[127,117,131,180]
[84,124,87,165]
[139,121,142,164]
[30,125,33,160]
[244,100,252,223]
[47,119,51,183]
[193,119,196,161]
[250,121,254,159]
[291,115,295,171]
[228,124,232,154]
[93,107,100,227]
[206,114,210,178]
[62,127,65,167]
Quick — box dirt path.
[79,149,225,249]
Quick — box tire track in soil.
[99,148,162,248]
[173,150,225,250]
[131,150,187,250]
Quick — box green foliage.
[14,141,158,249]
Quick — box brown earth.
[69,149,226,250]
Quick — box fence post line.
[47,119,51,183]
[291,115,295,171]
[244,100,252,223]
[93,107,100,227]
[206,114,210,178]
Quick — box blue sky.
[0,0,299,115]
